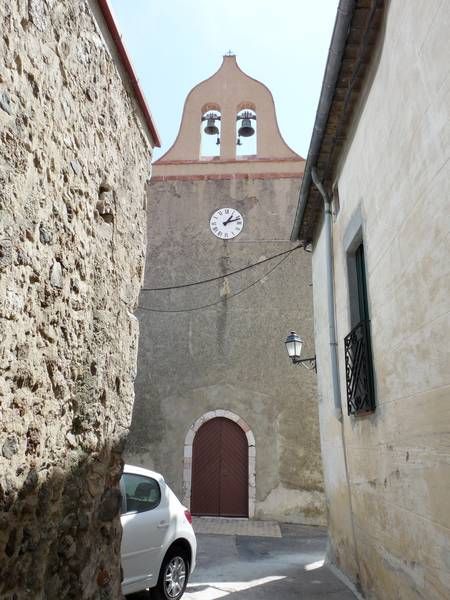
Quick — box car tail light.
[184,509,192,524]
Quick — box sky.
[109,0,339,160]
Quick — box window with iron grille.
[344,242,375,415]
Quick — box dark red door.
[191,417,248,517]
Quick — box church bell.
[204,114,219,136]
[237,111,255,137]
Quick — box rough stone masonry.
[0,1,153,597]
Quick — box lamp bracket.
[292,355,317,372]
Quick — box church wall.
[127,175,326,524]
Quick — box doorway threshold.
[192,517,282,538]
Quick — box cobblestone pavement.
[127,521,357,599]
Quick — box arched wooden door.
[191,417,248,517]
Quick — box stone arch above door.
[183,410,256,518]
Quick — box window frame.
[121,473,162,515]
[343,214,376,416]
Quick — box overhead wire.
[137,249,294,314]
[141,244,303,291]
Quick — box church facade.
[127,55,325,523]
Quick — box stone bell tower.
[127,55,325,524]
[154,53,301,173]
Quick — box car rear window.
[122,474,161,513]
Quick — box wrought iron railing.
[344,320,375,416]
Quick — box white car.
[120,465,197,599]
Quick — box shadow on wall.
[0,441,126,599]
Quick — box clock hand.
[223,213,235,226]
[223,214,243,226]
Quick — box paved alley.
[128,520,357,599]
[185,520,356,599]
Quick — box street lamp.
[284,331,317,371]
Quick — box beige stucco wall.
[312,225,359,579]
[158,55,299,162]
[312,2,450,598]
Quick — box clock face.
[209,207,244,239]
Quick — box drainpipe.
[311,170,362,589]
[311,167,342,420]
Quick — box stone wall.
[312,1,450,598]
[128,175,325,525]
[0,1,151,597]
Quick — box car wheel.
[152,550,189,600]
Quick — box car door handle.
[157,521,169,529]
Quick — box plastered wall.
[312,2,450,598]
